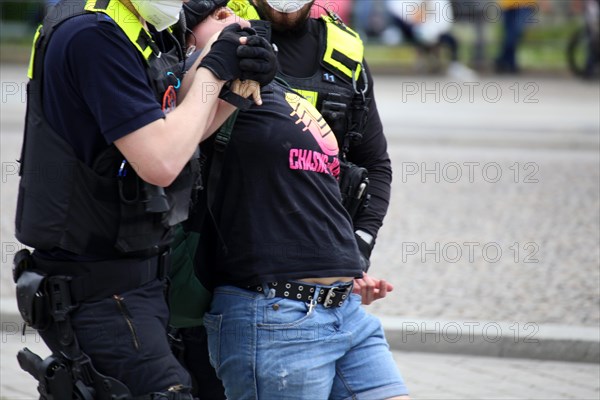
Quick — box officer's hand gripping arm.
[198,24,259,82]
[237,35,277,86]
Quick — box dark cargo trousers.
[39,279,192,397]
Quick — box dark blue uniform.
[34,12,191,396]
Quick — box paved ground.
[361,75,600,328]
[1,65,599,398]
[370,142,600,327]
[1,331,599,400]
[2,67,599,327]
[394,351,600,400]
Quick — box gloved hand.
[237,35,278,86]
[199,24,253,81]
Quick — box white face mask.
[265,0,312,13]
[130,0,183,31]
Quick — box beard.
[253,0,314,32]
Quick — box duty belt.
[248,280,354,308]
[31,250,170,304]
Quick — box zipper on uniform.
[113,295,140,351]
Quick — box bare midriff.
[296,277,354,286]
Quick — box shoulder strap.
[22,0,90,169]
[318,15,370,158]
[320,14,364,81]
[208,110,239,209]
[204,110,240,253]
[84,0,160,62]
[27,0,89,80]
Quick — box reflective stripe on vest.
[295,89,318,107]
[320,14,363,80]
[84,0,156,62]
[27,0,160,78]
[27,26,42,79]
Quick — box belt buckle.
[324,282,353,308]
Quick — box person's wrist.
[198,57,235,82]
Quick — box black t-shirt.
[271,18,392,240]
[201,83,363,287]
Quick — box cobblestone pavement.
[361,75,600,328]
[1,331,599,399]
[368,143,600,328]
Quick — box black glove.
[237,35,278,86]
[199,24,253,81]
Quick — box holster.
[14,250,51,330]
[338,160,370,222]
[18,347,133,400]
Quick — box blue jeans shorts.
[203,284,408,400]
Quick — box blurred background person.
[350,0,391,43]
[566,0,600,79]
[350,0,376,40]
[495,0,538,74]
[387,0,478,80]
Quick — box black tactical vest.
[15,0,200,257]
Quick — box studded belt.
[248,280,354,308]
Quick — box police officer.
[13,0,276,398]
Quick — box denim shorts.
[203,284,408,400]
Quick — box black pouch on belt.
[14,250,51,330]
[16,270,50,330]
[339,160,370,221]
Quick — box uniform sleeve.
[346,60,392,241]
[65,16,165,144]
